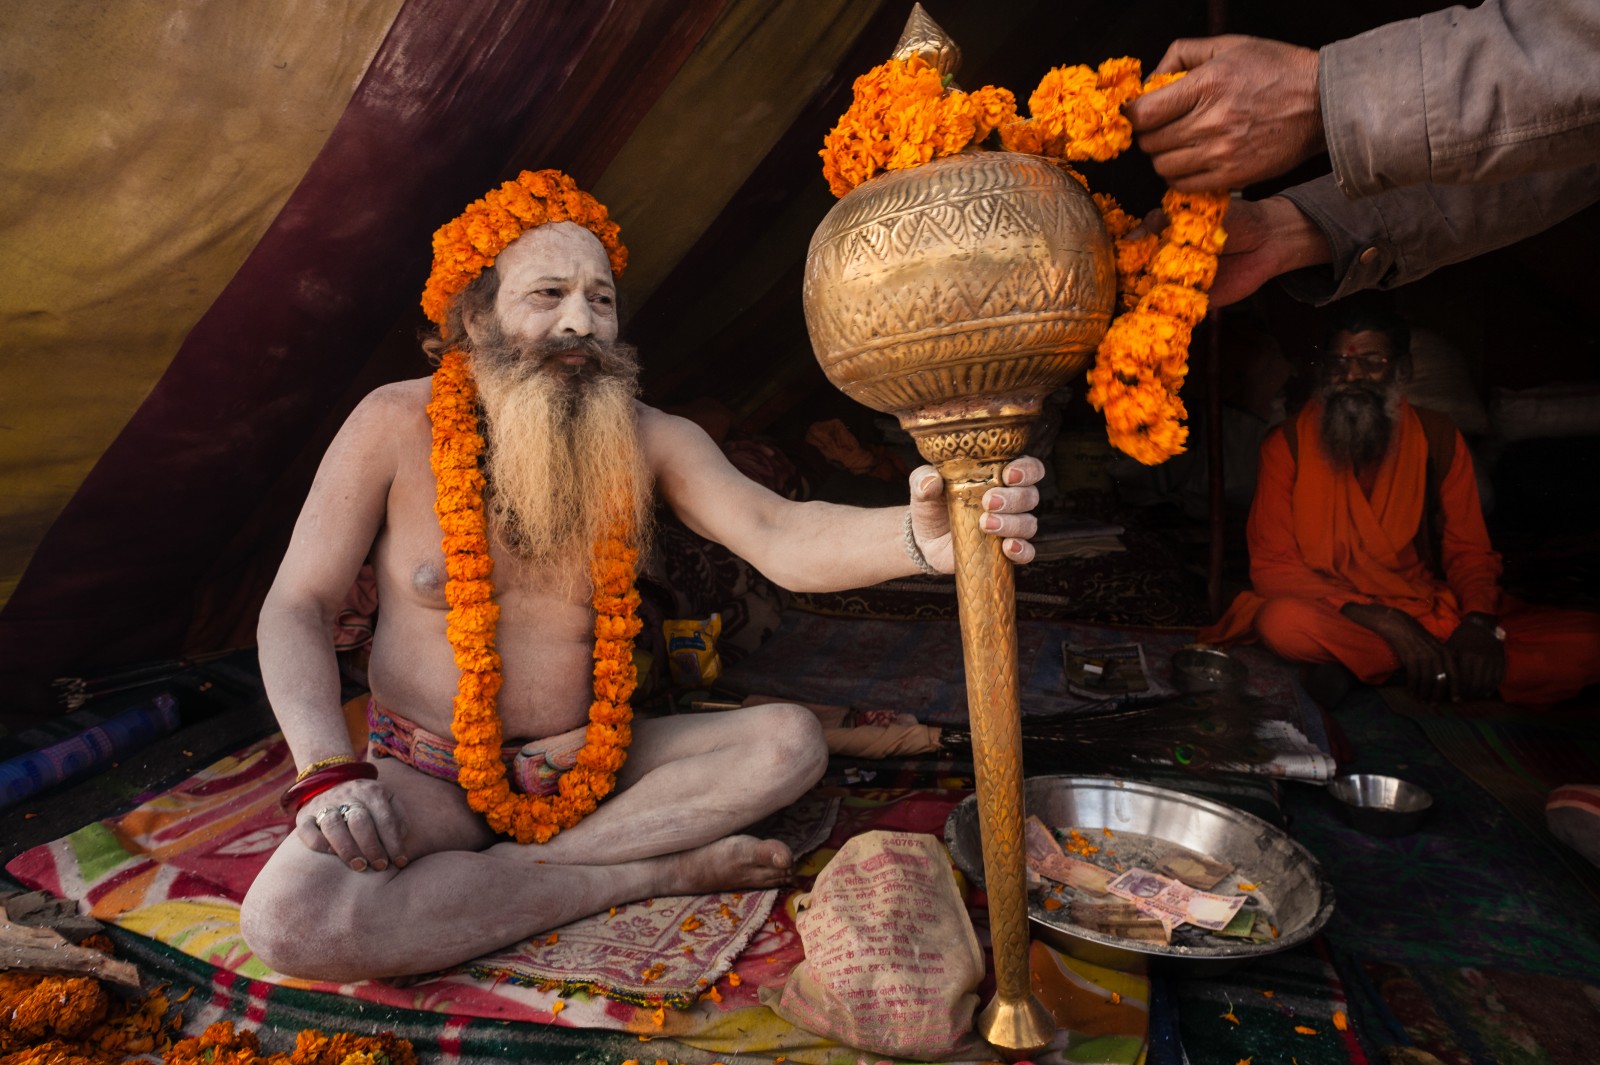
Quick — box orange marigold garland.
[421,168,628,329]
[1087,183,1229,464]
[819,57,1228,466]
[819,56,1017,198]
[428,350,639,844]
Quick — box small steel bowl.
[1170,646,1248,694]
[1327,774,1432,836]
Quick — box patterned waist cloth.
[366,699,586,796]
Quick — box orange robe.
[1202,400,1600,705]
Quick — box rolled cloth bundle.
[737,693,1271,771]
[736,695,943,757]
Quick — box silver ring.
[313,805,339,826]
[1434,671,1448,682]
[337,802,362,818]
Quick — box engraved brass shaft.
[803,138,1114,1058]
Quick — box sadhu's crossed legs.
[242,703,826,981]
[1254,596,1600,704]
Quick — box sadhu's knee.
[743,702,829,796]
[1253,598,1340,662]
[241,870,368,979]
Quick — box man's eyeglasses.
[1317,353,1392,374]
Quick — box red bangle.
[280,761,378,812]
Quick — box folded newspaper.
[1062,642,1152,698]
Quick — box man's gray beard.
[470,329,651,579]
[1318,380,1401,470]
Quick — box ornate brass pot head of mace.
[801,6,1115,1057]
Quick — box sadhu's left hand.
[907,457,1045,572]
[1445,617,1507,700]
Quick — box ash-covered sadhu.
[240,169,1047,981]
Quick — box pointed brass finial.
[891,4,961,83]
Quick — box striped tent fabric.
[0,0,1206,727]
[8,0,1590,731]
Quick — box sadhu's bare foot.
[670,835,793,895]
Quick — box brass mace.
[801,9,1115,1056]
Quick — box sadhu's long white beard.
[471,337,652,591]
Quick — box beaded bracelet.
[294,754,357,783]
[280,761,378,812]
[902,509,941,575]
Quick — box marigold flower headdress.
[420,168,628,330]
[820,50,1228,465]
[424,170,640,844]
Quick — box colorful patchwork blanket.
[7,734,1152,1064]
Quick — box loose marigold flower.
[1295,1025,1318,1035]
[1333,1011,1348,1031]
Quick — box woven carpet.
[1379,687,1600,903]
[1248,687,1600,1065]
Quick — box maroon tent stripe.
[0,0,727,719]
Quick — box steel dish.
[944,775,1334,975]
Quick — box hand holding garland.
[1124,35,1324,191]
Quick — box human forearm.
[741,459,1043,592]
[1276,165,1600,305]
[1321,0,1600,199]
[741,499,914,593]
[258,597,357,768]
[1342,601,1454,701]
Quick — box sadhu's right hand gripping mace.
[801,12,1115,1057]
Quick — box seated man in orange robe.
[1203,303,1600,706]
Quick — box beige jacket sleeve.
[1319,0,1600,199]
[1276,163,1600,304]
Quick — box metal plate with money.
[944,775,1335,976]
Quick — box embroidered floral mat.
[5,737,1152,1064]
